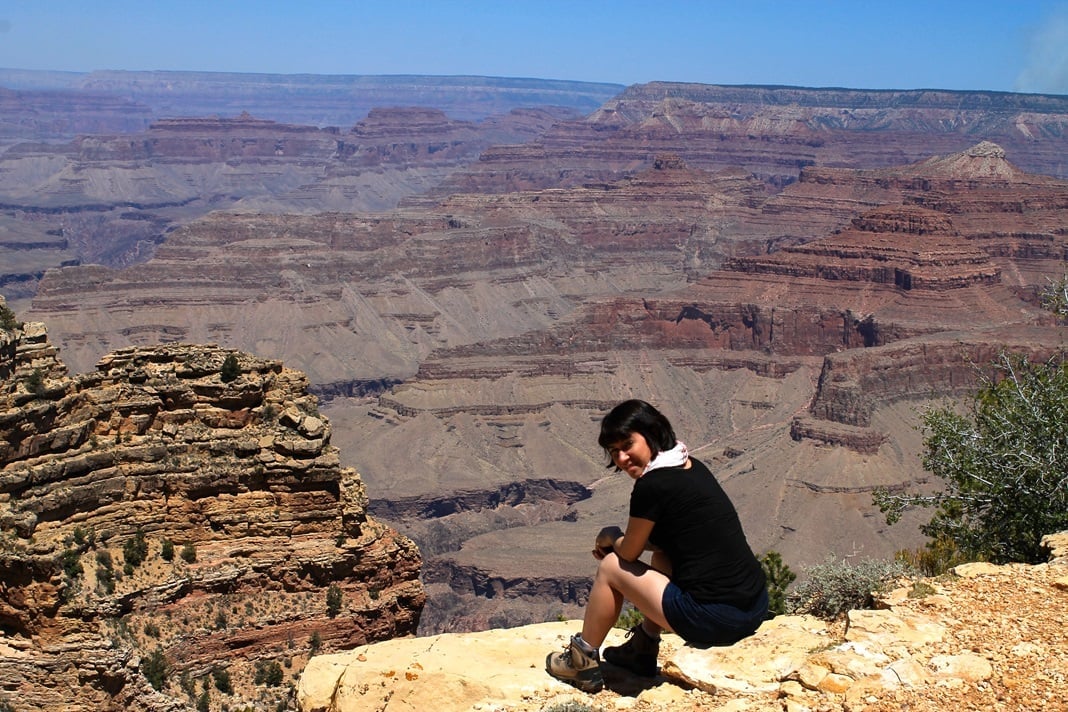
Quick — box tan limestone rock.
[661,615,831,694]
[927,654,993,682]
[844,609,944,650]
[298,621,576,712]
[1042,531,1068,563]
[952,562,1004,578]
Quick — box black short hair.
[597,399,677,467]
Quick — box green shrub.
[760,550,796,617]
[876,352,1068,563]
[895,535,970,577]
[160,538,175,562]
[180,542,197,563]
[0,304,18,331]
[60,549,84,579]
[212,667,232,694]
[787,556,912,619]
[142,646,169,691]
[24,368,46,397]
[123,528,149,568]
[220,353,241,383]
[309,630,322,655]
[254,659,284,687]
[614,604,643,630]
[326,584,343,618]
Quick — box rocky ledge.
[0,311,424,711]
[299,532,1068,712]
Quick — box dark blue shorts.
[661,584,769,646]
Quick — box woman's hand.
[593,525,624,559]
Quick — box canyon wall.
[0,308,423,710]
[6,80,1068,636]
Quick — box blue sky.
[1,1,1066,94]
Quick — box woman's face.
[607,431,654,479]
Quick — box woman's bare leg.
[580,554,671,648]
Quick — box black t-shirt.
[629,457,766,607]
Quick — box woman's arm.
[611,516,655,562]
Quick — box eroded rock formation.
[0,308,424,711]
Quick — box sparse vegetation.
[614,604,643,630]
[907,581,937,598]
[220,352,241,383]
[894,535,970,577]
[1040,270,1068,319]
[540,701,607,712]
[160,538,175,562]
[0,303,19,331]
[325,584,343,618]
[179,671,196,699]
[96,549,116,594]
[180,542,197,563]
[125,529,148,565]
[787,556,912,619]
[760,550,796,617]
[212,667,233,694]
[254,659,284,687]
[24,368,46,397]
[142,646,170,691]
[309,630,322,655]
[60,549,84,579]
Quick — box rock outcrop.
[0,308,424,711]
[298,537,1068,712]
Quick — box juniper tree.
[875,352,1068,563]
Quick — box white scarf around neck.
[642,442,689,475]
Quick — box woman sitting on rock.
[546,399,769,693]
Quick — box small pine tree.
[0,303,18,331]
[760,551,796,617]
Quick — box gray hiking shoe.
[546,634,604,693]
[603,623,659,677]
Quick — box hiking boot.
[603,623,659,677]
[546,634,604,693]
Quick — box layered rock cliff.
[425,83,1068,202]
[21,140,1068,635]
[0,306,424,711]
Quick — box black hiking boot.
[603,623,659,677]
[546,634,604,693]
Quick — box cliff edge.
[299,531,1068,712]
